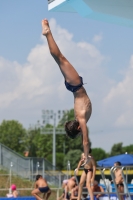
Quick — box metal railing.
[74,166,133,200]
[0,143,66,187]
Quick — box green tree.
[35,133,53,158]
[0,120,26,154]
[56,131,92,155]
[122,145,133,154]
[91,148,107,162]
[24,127,41,157]
[47,152,64,170]
[110,143,124,156]
[33,124,54,158]
[56,153,65,169]
[63,149,82,169]
[58,109,74,126]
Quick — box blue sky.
[0,0,133,152]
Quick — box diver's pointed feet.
[42,19,50,36]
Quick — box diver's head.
[65,120,81,139]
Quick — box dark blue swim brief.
[65,76,83,93]
[39,186,49,193]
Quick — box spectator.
[114,161,124,200]
[24,151,29,157]
[70,185,78,200]
[7,184,19,198]
[65,177,77,200]
[31,174,51,200]
[57,179,68,200]
[92,180,104,199]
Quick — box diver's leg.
[42,19,81,85]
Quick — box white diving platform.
[48,0,133,28]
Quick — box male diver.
[42,19,92,165]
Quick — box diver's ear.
[77,126,81,130]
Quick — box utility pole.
[41,110,66,167]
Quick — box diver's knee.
[59,54,67,63]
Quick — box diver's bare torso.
[74,86,92,123]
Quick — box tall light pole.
[36,162,40,174]
[41,110,66,167]
[53,113,56,168]
[67,160,71,179]
[10,162,13,191]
